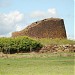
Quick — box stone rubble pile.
[40,44,75,53]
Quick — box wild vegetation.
[0,36,42,54]
[0,36,75,54]
[0,36,75,75]
[37,38,75,45]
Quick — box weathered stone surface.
[12,18,67,38]
[39,45,75,53]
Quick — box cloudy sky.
[0,0,74,39]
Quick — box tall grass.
[37,38,75,45]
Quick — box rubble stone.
[39,45,75,53]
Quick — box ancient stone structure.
[39,44,75,53]
[12,18,67,38]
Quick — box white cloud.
[30,11,46,18]
[30,8,58,19]
[16,25,25,31]
[48,8,56,15]
[0,32,11,37]
[0,11,24,37]
[5,11,24,23]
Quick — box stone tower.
[12,18,67,38]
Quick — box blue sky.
[0,0,74,39]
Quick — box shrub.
[0,36,43,54]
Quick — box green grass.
[37,38,75,45]
[0,38,75,75]
[0,53,74,75]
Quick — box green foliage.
[0,36,43,54]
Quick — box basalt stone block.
[12,18,67,38]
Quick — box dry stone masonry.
[12,18,67,38]
[39,44,75,53]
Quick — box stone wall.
[12,18,67,38]
[39,44,75,53]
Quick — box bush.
[0,36,43,54]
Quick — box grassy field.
[0,53,74,75]
[0,38,75,75]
